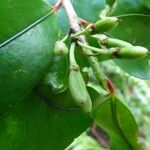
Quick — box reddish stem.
[107,79,115,95]
[52,0,63,12]
[79,18,92,26]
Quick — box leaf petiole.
[77,41,117,55]
[71,24,94,38]
[61,34,69,42]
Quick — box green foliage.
[0,0,50,43]
[100,61,150,150]
[108,0,150,79]
[72,0,106,22]
[0,9,58,114]
[110,15,150,79]
[110,0,146,15]
[0,91,91,150]
[0,0,91,149]
[93,96,141,150]
[0,0,150,149]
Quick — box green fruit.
[92,34,132,47]
[94,17,118,33]
[69,68,92,113]
[54,41,69,56]
[107,38,133,48]
[117,46,149,59]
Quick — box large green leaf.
[0,0,50,44]
[93,96,141,150]
[0,1,92,150]
[0,91,91,150]
[0,1,58,114]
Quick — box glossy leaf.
[0,1,59,114]
[72,0,106,22]
[110,15,150,79]
[93,96,141,150]
[110,15,150,49]
[110,0,148,15]
[0,91,91,150]
[0,0,50,44]
[107,0,150,79]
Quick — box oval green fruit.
[92,34,132,47]
[107,38,133,48]
[94,17,118,33]
[117,46,149,59]
[69,69,92,113]
[54,41,69,56]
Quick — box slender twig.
[61,34,69,42]
[69,42,77,66]
[52,0,64,12]
[79,18,92,26]
[63,0,109,91]
[78,41,117,54]
[71,24,94,38]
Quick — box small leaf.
[93,96,141,150]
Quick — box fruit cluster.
[53,16,149,113]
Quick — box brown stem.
[79,18,92,26]
[63,0,81,32]
[52,0,64,13]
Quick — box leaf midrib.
[0,11,53,49]
[110,97,133,150]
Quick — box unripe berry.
[54,41,69,56]
[116,46,149,59]
[92,34,132,47]
[94,17,118,33]
[69,68,92,113]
